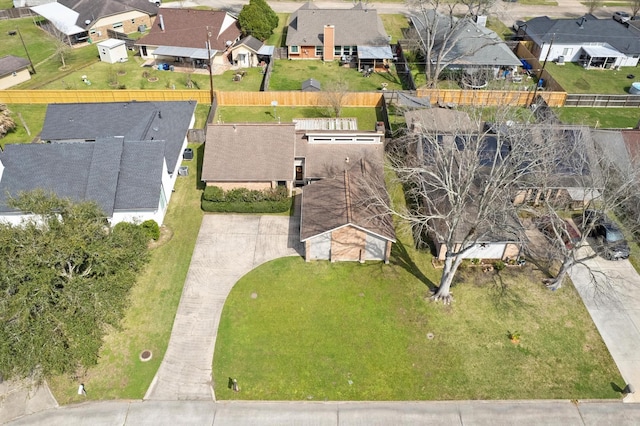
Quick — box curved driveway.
[144,213,303,401]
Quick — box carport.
[580,45,625,69]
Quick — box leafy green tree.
[238,0,278,41]
[0,190,150,380]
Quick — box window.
[334,46,341,56]
[562,48,573,56]
[315,46,323,57]
[112,22,123,29]
[290,45,299,54]
[89,29,96,34]
[131,19,135,24]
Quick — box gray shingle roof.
[0,138,164,216]
[286,3,389,47]
[59,0,158,28]
[40,101,195,173]
[300,161,395,241]
[523,15,640,55]
[0,55,30,77]
[232,35,264,53]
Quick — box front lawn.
[545,62,637,94]
[213,254,622,400]
[48,143,205,404]
[269,60,403,91]
[214,106,382,131]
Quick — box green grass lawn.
[381,14,410,44]
[1,18,57,71]
[213,255,622,400]
[48,143,205,404]
[266,13,290,47]
[1,104,48,147]
[545,62,637,94]
[269,60,403,91]
[0,0,13,9]
[555,107,640,128]
[214,106,382,131]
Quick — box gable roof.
[0,55,30,77]
[300,161,395,241]
[0,138,165,216]
[410,12,521,67]
[40,101,195,174]
[136,8,241,51]
[523,15,640,55]
[231,35,264,53]
[286,3,390,47]
[32,0,157,35]
[202,124,296,182]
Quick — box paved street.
[144,213,303,401]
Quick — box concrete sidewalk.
[8,399,640,425]
[568,253,640,403]
[144,213,303,401]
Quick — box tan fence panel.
[415,89,566,107]
[216,91,384,107]
[0,90,211,104]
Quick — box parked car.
[613,11,631,23]
[581,210,630,260]
[536,216,582,249]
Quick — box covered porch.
[579,45,625,69]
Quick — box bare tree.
[322,79,350,118]
[406,0,501,87]
[632,0,640,17]
[46,19,74,69]
[585,0,602,14]
[367,107,545,304]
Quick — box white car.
[613,11,631,23]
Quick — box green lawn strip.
[269,60,402,91]
[2,104,47,147]
[555,107,640,128]
[0,0,14,9]
[486,16,513,41]
[266,13,290,47]
[214,106,381,131]
[545,62,636,95]
[194,104,212,128]
[213,256,621,400]
[381,14,409,44]
[48,143,205,404]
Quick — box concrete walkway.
[8,399,640,425]
[568,252,640,403]
[144,214,303,401]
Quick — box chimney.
[323,25,335,61]
[159,14,165,31]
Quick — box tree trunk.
[545,256,574,291]
[432,253,462,304]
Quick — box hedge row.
[201,186,291,213]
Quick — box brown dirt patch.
[148,225,173,250]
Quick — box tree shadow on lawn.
[389,239,436,291]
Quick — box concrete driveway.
[144,214,303,401]
[569,250,640,403]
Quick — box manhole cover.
[139,350,153,362]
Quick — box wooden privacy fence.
[414,89,566,107]
[564,94,640,107]
[215,91,385,106]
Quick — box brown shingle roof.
[60,0,158,28]
[202,124,296,182]
[136,8,241,51]
[0,55,30,77]
[300,161,395,241]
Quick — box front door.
[295,166,303,181]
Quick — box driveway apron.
[144,214,303,401]
[569,252,640,402]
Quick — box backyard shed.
[301,78,321,92]
[97,39,128,64]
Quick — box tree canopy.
[238,0,279,41]
[0,104,16,139]
[0,191,150,380]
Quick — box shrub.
[494,260,506,271]
[141,219,160,241]
[203,186,225,202]
[201,186,290,213]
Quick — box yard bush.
[202,186,291,213]
[141,219,160,241]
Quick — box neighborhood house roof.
[357,45,393,60]
[0,55,30,77]
[300,163,395,242]
[0,138,165,215]
[286,2,390,47]
[136,8,241,52]
[582,45,625,58]
[410,12,521,67]
[31,2,85,35]
[152,46,212,60]
[40,101,195,174]
[232,35,264,53]
[522,15,640,55]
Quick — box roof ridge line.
[344,169,352,223]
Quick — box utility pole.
[10,28,36,74]
[206,28,214,105]
[530,36,554,108]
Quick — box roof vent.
[159,14,165,31]
[578,16,586,28]
[85,19,90,25]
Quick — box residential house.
[0,101,196,225]
[31,0,159,45]
[518,15,640,68]
[201,119,392,262]
[229,35,272,68]
[409,11,522,83]
[135,8,242,68]
[285,2,392,70]
[0,55,31,90]
[301,161,395,263]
